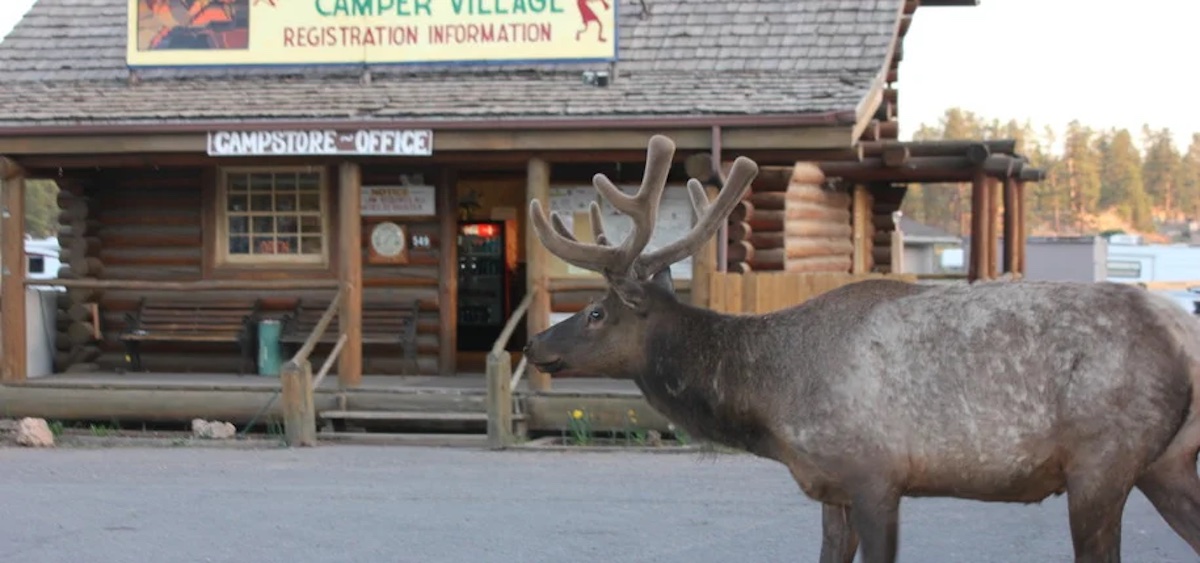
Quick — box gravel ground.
[0,444,1194,563]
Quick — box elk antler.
[528,134,759,280]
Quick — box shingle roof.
[0,0,902,127]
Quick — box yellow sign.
[127,0,618,67]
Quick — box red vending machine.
[457,220,517,351]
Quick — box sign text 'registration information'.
[128,0,618,67]
[206,129,433,156]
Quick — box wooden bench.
[279,298,421,373]
[120,297,262,374]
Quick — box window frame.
[212,166,333,269]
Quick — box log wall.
[53,165,453,376]
[782,163,853,273]
[708,271,918,315]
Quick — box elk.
[523,134,1200,563]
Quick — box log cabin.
[0,0,1042,437]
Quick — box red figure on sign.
[575,0,610,42]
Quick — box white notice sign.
[361,185,437,217]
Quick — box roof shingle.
[0,0,902,127]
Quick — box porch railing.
[279,285,347,447]
[485,288,535,449]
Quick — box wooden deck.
[0,372,668,434]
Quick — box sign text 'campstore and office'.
[206,129,434,157]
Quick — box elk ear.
[648,268,674,294]
[607,275,650,312]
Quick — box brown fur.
[524,135,1200,563]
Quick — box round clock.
[370,221,407,258]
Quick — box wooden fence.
[707,272,919,315]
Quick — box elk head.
[523,134,759,377]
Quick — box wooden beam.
[691,185,719,308]
[337,162,363,388]
[1015,180,1027,275]
[1002,176,1018,274]
[968,168,987,282]
[437,168,458,376]
[879,121,899,140]
[0,157,22,180]
[1,164,26,382]
[852,184,872,274]
[987,177,1001,279]
[525,157,552,392]
[280,360,317,447]
[861,140,1016,158]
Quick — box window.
[1106,259,1142,279]
[28,255,44,274]
[217,168,329,267]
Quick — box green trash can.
[257,319,283,377]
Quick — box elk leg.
[1135,416,1200,554]
[1065,475,1132,563]
[819,503,859,563]
[847,486,900,563]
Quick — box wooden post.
[438,168,458,375]
[691,185,720,308]
[337,162,363,388]
[890,211,905,274]
[1014,180,1027,275]
[851,184,872,274]
[968,168,987,282]
[280,360,317,447]
[1,157,26,383]
[1002,176,1018,274]
[486,350,514,449]
[986,177,1001,279]
[525,157,552,391]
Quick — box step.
[318,410,525,422]
[317,431,490,448]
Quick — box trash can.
[257,319,283,376]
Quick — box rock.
[16,418,54,447]
[646,429,663,447]
[191,419,236,440]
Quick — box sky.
[0,0,1196,151]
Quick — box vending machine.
[457,220,518,351]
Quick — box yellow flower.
[572,409,584,420]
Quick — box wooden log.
[725,261,752,274]
[785,256,853,274]
[748,210,784,232]
[28,278,340,291]
[59,219,102,238]
[486,350,514,449]
[873,247,892,264]
[899,14,912,36]
[874,100,895,122]
[787,203,852,224]
[1019,166,1046,182]
[684,152,716,182]
[887,68,898,83]
[818,156,983,183]
[968,168,988,281]
[786,237,855,259]
[861,140,1017,159]
[791,162,827,185]
[879,121,899,140]
[858,120,881,142]
[437,169,458,376]
[881,144,909,167]
[2,170,26,382]
[783,221,853,238]
[852,185,873,274]
[280,360,317,447]
[982,154,1021,176]
[727,221,752,242]
[786,184,850,208]
[68,256,105,278]
[748,248,784,270]
[727,240,755,263]
[749,192,787,210]
[749,231,784,249]
[58,198,89,223]
[729,200,755,224]
[68,303,93,322]
[718,163,793,193]
[54,345,102,370]
[525,157,552,391]
[67,321,96,345]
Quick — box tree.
[1097,128,1153,230]
[25,180,60,238]
[1142,126,1181,220]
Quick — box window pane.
[298,173,320,191]
[229,235,250,254]
[301,236,322,254]
[252,216,275,234]
[228,216,248,234]
[278,236,298,254]
[250,194,273,212]
[276,193,297,212]
[300,215,320,233]
[228,174,249,192]
[275,173,298,191]
[254,236,275,254]
[249,174,274,192]
[227,193,248,212]
[278,216,299,234]
[299,193,320,211]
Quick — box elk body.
[523,135,1200,563]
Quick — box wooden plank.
[338,162,363,388]
[969,169,987,282]
[438,168,458,376]
[319,410,496,422]
[851,185,872,274]
[1,168,26,382]
[486,350,515,448]
[525,157,552,391]
[280,360,317,447]
[690,185,719,308]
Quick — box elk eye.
[588,309,604,321]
